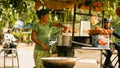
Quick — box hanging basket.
[34,0,43,10]
[80,2,102,12]
[116,6,120,16]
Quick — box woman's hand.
[52,22,72,33]
[41,44,48,50]
[62,27,72,33]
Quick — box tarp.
[34,0,107,12]
[34,0,86,10]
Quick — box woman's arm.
[52,22,67,28]
[31,30,48,50]
[52,22,71,32]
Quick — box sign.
[92,35,110,49]
[80,21,91,36]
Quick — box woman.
[31,9,70,68]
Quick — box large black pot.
[41,57,77,68]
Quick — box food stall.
[34,0,90,57]
[34,0,117,68]
[34,0,87,68]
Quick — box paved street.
[0,42,118,68]
[0,43,35,68]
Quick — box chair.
[3,48,19,68]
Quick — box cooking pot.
[57,35,72,47]
[41,57,77,68]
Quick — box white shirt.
[4,33,16,43]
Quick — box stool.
[3,48,19,68]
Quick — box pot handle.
[72,41,92,47]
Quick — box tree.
[0,0,35,28]
[0,0,120,29]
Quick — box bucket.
[57,35,63,46]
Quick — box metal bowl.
[41,57,77,68]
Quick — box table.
[74,46,110,68]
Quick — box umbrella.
[24,23,31,29]
[13,20,24,29]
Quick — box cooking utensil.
[41,57,77,68]
[72,41,92,47]
[57,35,72,47]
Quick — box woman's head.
[36,9,50,19]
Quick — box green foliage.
[13,31,22,40]
[0,0,35,28]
